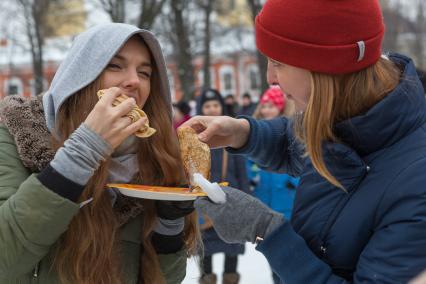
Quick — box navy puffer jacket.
[231,54,426,283]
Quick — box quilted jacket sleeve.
[0,124,80,279]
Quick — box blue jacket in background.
[229,54,426,283]
[247,160,299,218]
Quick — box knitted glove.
[195,186,285,244]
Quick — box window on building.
[8,85,18,95]
[198,68,216,90]
[219,65,235,95]
[224,72,233,91]
[5,77,23,96]
[249,68,260,90]
[198,70,204,87]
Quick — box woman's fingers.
[85,87,149,149]
[113,97,137,118]
[123,116,147,136]
[98,87,122,106]
[180,115,209,133]
[180,116,245,148]
[197,119,221,143]
[180,116,222,142]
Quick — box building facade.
[0,52,261,103]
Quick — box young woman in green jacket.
[0,23,198,284]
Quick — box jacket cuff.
[36,163,85,202]
[226,115,258,155]
[151,232,184,254]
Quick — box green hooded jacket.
[0,119,186,283]
[0,23,187,283]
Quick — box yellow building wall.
[215,0,253,28]
[45,0,86,38]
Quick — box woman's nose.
[123,69,140,87]
[266,61,278,85]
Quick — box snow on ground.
[183,243,274,284]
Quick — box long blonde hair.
[52,52,200,284]
[296,57,400,189]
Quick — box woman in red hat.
[181,0,426,283]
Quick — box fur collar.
[0,94,54,172]
[0,95,144,223]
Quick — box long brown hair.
[52,45,200,284]
[295,57,401,189]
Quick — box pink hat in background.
[260,86,286,111]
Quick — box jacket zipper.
[32,262,40,280]
[317,165,369,259]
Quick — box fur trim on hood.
[0,95,143,223]
[0,94,54,172]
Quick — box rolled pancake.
[97,89,156,138]
[177,126,211,188]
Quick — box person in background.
[249,85,299,284]
[224,94,238,117]
[173,100,192,129]
[197,89,250,284]
[237,92,257,116]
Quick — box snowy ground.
[183,243,274,284]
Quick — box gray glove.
[194,186,285,244]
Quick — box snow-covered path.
[183,243,274,284]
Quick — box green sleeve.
[158,249,187,284]
[0,124,80,279]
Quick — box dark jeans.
[202,255,238,275]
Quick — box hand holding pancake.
[97,89,156,138]
[84,87,152,149]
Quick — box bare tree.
[98,0,126,22]
[16,0,51,95]
[196,0,213,89]
[169,0,196,101]
[95,0,166,28]
[247,0,268,93]
[138,0,167,29]
[381,0,403,52]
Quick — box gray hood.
[43,23,171,131]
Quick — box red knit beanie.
[255,0,385,74]
[260,86,286,112]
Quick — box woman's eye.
[107,63,121,70]
[138,71,151,78]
